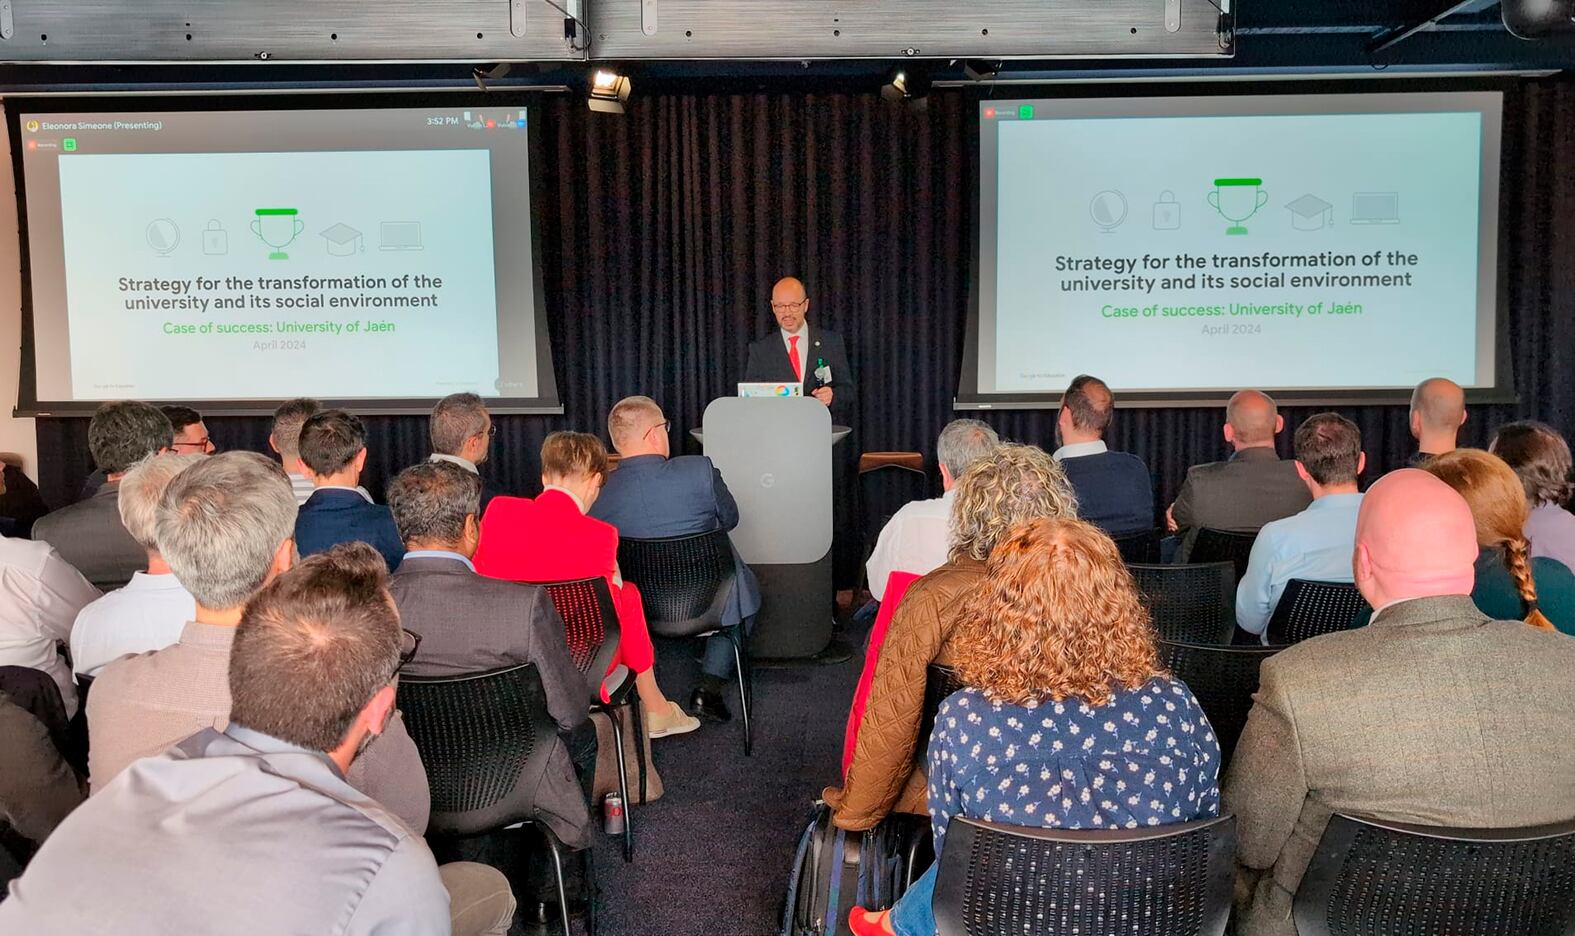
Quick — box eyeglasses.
[644,420,672,438]
[770,299,807,312]
[395,628,422,674]
[171,438,212,451]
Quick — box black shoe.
[689,687,732,723]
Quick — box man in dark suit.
[293,410,405,572]
[742,276,856,421]
[385,461,595,853]
[1407,377,1466,468]
[1051,374,1153,535]
[1167,389,1311,561]
[428,392,504,515]
[34,401,173,590]
[592,396,761,722]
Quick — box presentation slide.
[970,91,1503,404]
[13,102,555,411]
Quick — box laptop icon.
[379,221,424,250]
[1350,193,1400,225]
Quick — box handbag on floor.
[781,801,931,936]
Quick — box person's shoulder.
[905,558,987,601]
[1531,555,1575,583]
[0,533,62,572]
[1183,459,1230,481]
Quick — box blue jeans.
[889,864,937,936]
[700,629,737,680]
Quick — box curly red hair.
[951,517,1163,706]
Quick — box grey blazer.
[1223,595,1575,936]
[31,482,145,591]
[1171,447,1311,560]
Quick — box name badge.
[814,364,832,384]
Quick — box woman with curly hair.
[849,517,1221,936]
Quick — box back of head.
[1061,374,1114,437]
[118,452,208,552]
[1491,420,1574,509]
[951,517,1160,706]
[271,398,322,464]
[950,442,1079,562]
[155,451,297,610]
[606,396,664,455]
[298,410,367,477]
[1293,412,1362,486]
[936,418,1000,480]
[429,392,489,457]
[160,405,203,436]
[89,401,175,475]
[1410,377,1466,436]
[1355,468,1479,609]
[1225,389,1279,448]
[388,461,480,548]
[229,542,401,753]
[541,430,608,480]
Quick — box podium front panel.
[702,397,833,565]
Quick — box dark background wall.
[34,79,1575,518]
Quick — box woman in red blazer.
[473,431,699,738]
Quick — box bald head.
[770,277,809,332]
[1410,378,1466,454]
[1224,390,1282,450]
[1353,468,1478,610]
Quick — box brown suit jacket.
[1223,595,1575,936]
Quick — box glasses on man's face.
[645,420,672,438]
[172,438,212,452]
[395,628,422,674]
[770,299,807,313]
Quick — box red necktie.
[788,335,804,381]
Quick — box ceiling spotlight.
[963,60,1000,82]
[588,69,632,114]
[880,65,931,108]
[880,68,910,103]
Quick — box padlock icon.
[201,219,228,255]
[1153,191,1181,230]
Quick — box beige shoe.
[645,700,701,739]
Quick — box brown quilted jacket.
[822,556,986,830]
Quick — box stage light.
[963,60,1000,83]
[1502,0,1575,38]
[880,68,910,103]
[880,66,931,109]
[588,69,632,114]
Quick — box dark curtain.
[34,80,1575,530]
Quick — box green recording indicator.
[62,138,76,152]
[1017,105,1034,120]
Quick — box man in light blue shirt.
[1237,412,1366,640]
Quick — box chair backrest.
[860,461,933,557]
[1190,528,1259,582]
[1129,562,1237,644]
[934,814,1236,936]
[1157,639,1278,769]
[1266,579,1370,646]
[616,529,736,638]
[1112,528,1162,564]
[0,665,70,757]
[530,577,623,702]
[917,663,968,756]
[397,662,560,837]
[1294,814,1575,936]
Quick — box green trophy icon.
[251,207,304,260]
[1207,178,1267,236]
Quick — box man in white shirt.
[428,392,502,514]
[865,419,998,601]
[0,535,100,717]
[70,453,203,679]
[269,397,323,506]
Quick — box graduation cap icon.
[319,222,363,257]
[1285,194,1333,232]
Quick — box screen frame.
[4,89,563,417]
[955,77,1519,411]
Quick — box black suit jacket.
[743,325,855,421]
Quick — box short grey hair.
[607,395,664,453]
[118,452,208,551]
[155,451,298,610]
[430,393,490,456]
[937,419,1000,480]
[388,461,481,547]
[89,401,174,475]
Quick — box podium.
[700,397,849,659]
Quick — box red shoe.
[848,907,893,936]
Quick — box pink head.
[1353,468,1478,609]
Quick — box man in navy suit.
[1052,374,1155,535]
[592,396,761,722]
[293,410,405,572]
[742,277,856,421]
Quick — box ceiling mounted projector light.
[588,69,632,114]
[880,66,931,106]
[1502,0,1575,38]
[880,68,910,103]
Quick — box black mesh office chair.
[618,529,753,755]
[1157,639,1278,769]
[1189,528,1258,582]
[933,814,1236,936]
[1129,562,1237,644]
[1294,814,1575,936]
[917,663,967,754]
[397,662,593,936]
[1111,528,1163,564]
[1266,579,1370,646]
[860,453,932,563]
[531,577,638,862]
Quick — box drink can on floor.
[603,793,625,835]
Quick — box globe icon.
[1090,191,1128,233]
[146,218,180,256]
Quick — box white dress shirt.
[1052,440,1109,460]
[69,572,196,679]
[865,489,956,602]
[287,472,316,506]
[0,537,102,717]
[429,453,480,475]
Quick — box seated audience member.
[0,534,100,720]
[1408,376,1466,467]
[269,396,323,505]
[294,409,405,572]
[1168,389,1311,560]
[592,395,762,720]
[161,405,217,455]
[387,461,596,849]
[0,459,50,539]
[69,453,202,678]
[1423,448,1575,634]
[86,452,430,835]
[824,443,1078,830]
[1052,374,1154,534]
[0,690,84,860]
[849,517,1221,936]
[865,418,999,602]
[1490,420,1575,571]
[1225,469,1575,936]
[0,545,515,936]
[474,431,699,739]
[1236,413,1365,640]
[429,392,503,514]
[34,401,173,589]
